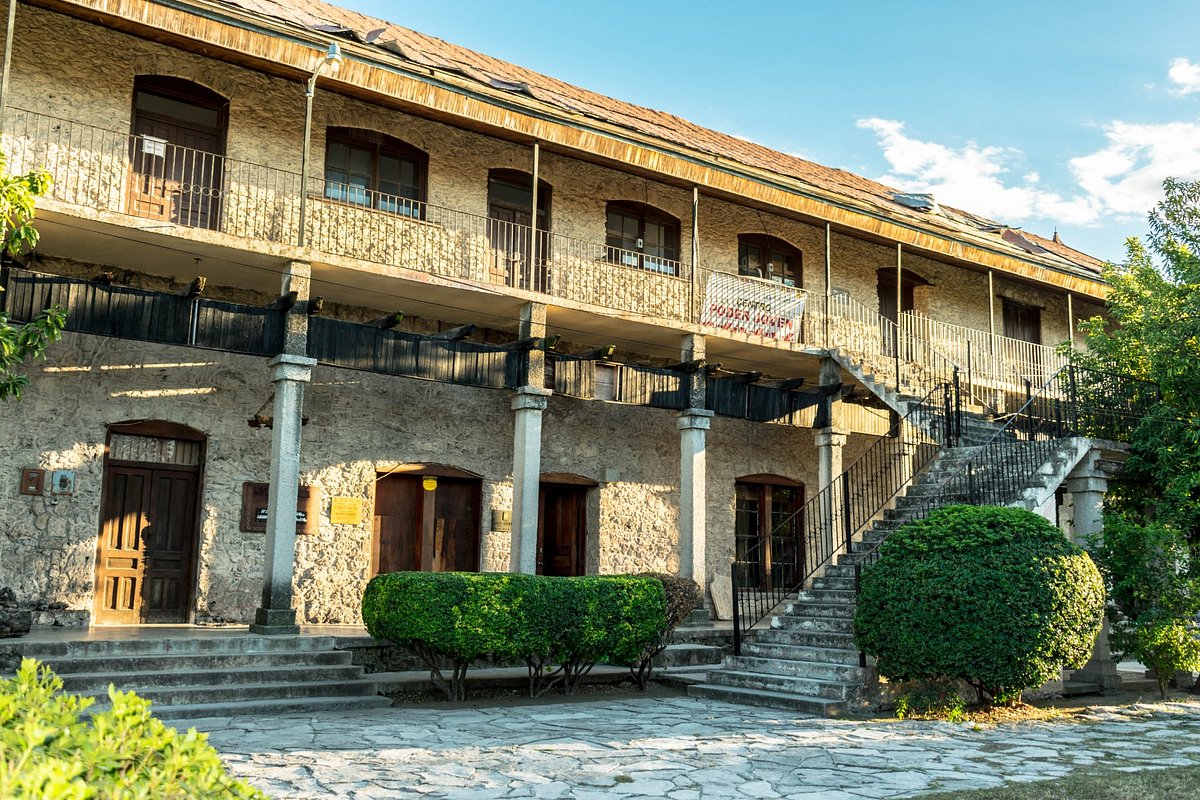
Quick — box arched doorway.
[372,464,482,574]
[734,474,805,591]
[94,421,206,624]
[128,76,229,229]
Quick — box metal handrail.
[731,381,956,653]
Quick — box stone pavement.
[195,695,1200,799]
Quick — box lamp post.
[298,42,344,247]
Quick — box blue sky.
[340,0,1200,264]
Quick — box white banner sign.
[700,272,807,342]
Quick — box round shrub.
[854,504,1105,704]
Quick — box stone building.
[0,0,1116,638]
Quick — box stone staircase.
[13,634,391,722]
[689,409,1095,716]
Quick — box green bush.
[0,658,263,799]
[628,573,702,690]
[855,505,1105,705]
[362,572,667,699]
[1088,514,1200,699]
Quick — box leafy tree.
[0,149,63,400]
[1089,514,1200,699]
[1075,178,1200,545]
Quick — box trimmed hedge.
[629,572,702,690]
[362,572,667,699]
[0,658,263,798]
[854,505,1105,705]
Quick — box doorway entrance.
[373,468,482,574]
[486,169,551,291]
[537,479,593,576]
[734,476,805,592]
[128,76,228,229]
[876,267,930,356]
[94,422,204,624]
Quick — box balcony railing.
[4,107,1076,398]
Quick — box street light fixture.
[298,42,345,247]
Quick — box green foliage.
[628,572,702,690]
[0,148,63,402]
[893,679,967,722]
[1089,514,1200,699]
[0,658,263,799]
[1074,178,1200,543]
[855,505,1105,705]
[362,571,667,699]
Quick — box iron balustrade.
[731,382,957,653]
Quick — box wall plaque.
[19,468,45,496]
[240,482,319,534]
[330,496,363,526]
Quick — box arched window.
[738,234,802,288]
[605,201,680,275]
[129,76,229,229]
[323,127,427,217]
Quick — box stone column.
[815,427,848,557]
[677,334,709,588]
[250,353,317,635]
[511,386,550,574]
[509,302,549,574]
[1065,450,1121,692]
[679,409,713,587]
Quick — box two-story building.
[0,0,1110,634]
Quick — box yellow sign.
[329,496,363,526]
[422,476,438,492]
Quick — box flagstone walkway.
[196,696,1200,799]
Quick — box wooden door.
[1003,300,1042,345]
[129,117,223,230]
[537,484,587,576]
[487,204,527,287]
[373,474,481,574]
[95,466,198,624]
[734,480,803,592]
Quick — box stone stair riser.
[741,642,860,665]
[687,684,846,717]
[705,669,856,700]
[58,665,366,693]
[13,635,338,659]
[79,679,379,707]
[725,655,863,682]
[23,649,355,675]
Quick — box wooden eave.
[27,0,1109,301]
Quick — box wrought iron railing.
[730,382,957,653]
[850,365,1161,578]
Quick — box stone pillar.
[1065,450,1121,692]
[250,354,317,635]
[678,334,709,588]
[679,409,713,587]
[511,386,550,574]
[816,427,848,557]
[509,301,550,574]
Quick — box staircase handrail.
[731,380,956,653]
[851,364,1161,576]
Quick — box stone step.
[58,663,367,694]
[725,655,863,683]
[15,634,337,659]
[653,643,724,669]
[155,695,393,723]
[750,628,857,650]
[777,602,853,619]
[703,668,855,700]
[687,683,845,717]
[27,648,355,676]
[791,589,856,605]
[822,565,857,579]
[77,677,381,708]
[771,615,853,634]
[740,641,860,665]
[810,577,855,592]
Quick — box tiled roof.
[218,0,1106,280]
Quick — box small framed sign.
[240,482,319,534]
[50,470,75,496]
[19,468,45,496]
[329,496,363,526]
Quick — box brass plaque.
[330,496,363,526]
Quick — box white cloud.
[856,116,1200,228]
[1168,57,1200,95]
